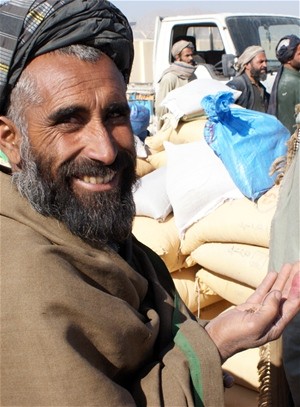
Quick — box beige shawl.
[0,170,224,406]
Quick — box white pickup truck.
[128,13,300,113]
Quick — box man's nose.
[83,123,117,165]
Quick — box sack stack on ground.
[133,89,291,404]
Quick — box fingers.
[271,263,294,293]
[281,269,300,319]
[288,266,300,298]
[268,262,300,300]
[282,262,300,299]
[246,271,278,304]
[246,262,299,306]
[261,269,300,341]
[254,290,286,342]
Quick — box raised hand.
[205,262,300,363]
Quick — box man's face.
[12,52,137,246]
[177,47,194,65]
[247,52,268,81]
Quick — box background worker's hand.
[205,262,300,363]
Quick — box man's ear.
[0,116,22,166]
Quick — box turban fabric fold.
[0,0,134,114]
[236,45,265,74]
[276,34,300,64]
[171,40,194,58]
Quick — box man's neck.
[284,63,299,72]
[245,71,260,85]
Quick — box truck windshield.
[226,15,300,71]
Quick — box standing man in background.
[268,35,300,134]
[227,45,270,112]
[155,39,197,129]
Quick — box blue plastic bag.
[202,91,290,200]
[129,101,150,141]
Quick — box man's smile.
[81,172,116,185]
[73,171,119,192]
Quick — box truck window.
[171,24,225,66]
[187,26,224,51]
[226,16,300,71]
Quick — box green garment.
[277,68,300,134]
[268,150,300,407]
[0,170,224,406]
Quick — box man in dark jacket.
[227,45,269,112]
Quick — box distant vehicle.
[128,13,300,114]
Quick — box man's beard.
[12,136,138,247]
[251,66,267,81]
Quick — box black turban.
[0,0,134,115]
[276,34,300,64]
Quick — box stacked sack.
[133,85,290,316]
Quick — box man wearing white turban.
[227,45,270,112]
[155,40,197,129]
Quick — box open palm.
[205,262,300,363]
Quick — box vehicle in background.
[127,13,300,121]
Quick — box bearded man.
[227,45,270,112]
[0,1,300,406]
[155,39,197,130]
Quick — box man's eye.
[59,114,84,125]
[105,104,130,122]
[49,107,87,128]
[108,110,128,120]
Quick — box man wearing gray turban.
[268,35,300,134]
[155,39,197,129]
[1,1,300,406]
[227,45,270,112]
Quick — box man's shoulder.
[227,74,248,89]
[282,66,300,79]
[160,71,180,82]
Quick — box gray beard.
[12,135,137,247]
[251,68,267,82]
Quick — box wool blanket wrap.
[0,170,224,406]
[0,0,134,114]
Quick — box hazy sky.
[114,0,299,22]
[114,0,299,38]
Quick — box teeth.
[82,173,114,185]
[103,174,112,183]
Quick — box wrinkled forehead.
[22,51,127,105]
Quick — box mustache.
[50,149,136,183]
